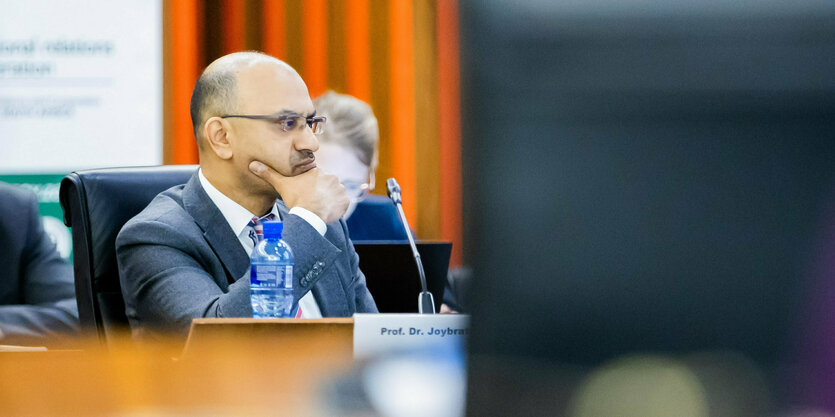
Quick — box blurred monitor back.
[461,0,835,414]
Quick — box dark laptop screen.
[354,242,452,313]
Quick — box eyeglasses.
[342,180,371,202]
[343,169,376,202]
[221,113,327,134]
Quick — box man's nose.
[294,126,319,153]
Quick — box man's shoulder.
[359,194,395,208]
[0,181,36,215]
[0,182,39,238]
[117,184,195,242]
[346,194,407,241]
[134,184,189,221]
[352,195,399,221]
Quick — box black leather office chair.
[60,165,197,345]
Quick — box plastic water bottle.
[250,221,294,318]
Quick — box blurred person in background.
[0,182,79,346]
[313,91,406,240]
[313,91,465,312]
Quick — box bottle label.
[284,265,293,288]
[251,263,293,288]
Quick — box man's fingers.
[249,160,271,177]
[251,160,293,196]
[440,303,459,314]
[249,160,287,189]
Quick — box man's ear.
[204,116,233,160]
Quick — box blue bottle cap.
[262,221,283,239]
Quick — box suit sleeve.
[281,214,377,314]
[0,192,79,346]
[116,219,252,337]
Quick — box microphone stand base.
[418,291,436,314]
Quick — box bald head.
[189,52,299,148]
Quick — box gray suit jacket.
[0,182,79,346]
[116,171,377,339]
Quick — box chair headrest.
[60,165,197,291]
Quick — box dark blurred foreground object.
[60,165,196,346]
[0,182,78,347]
[461,0,835,415]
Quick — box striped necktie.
[247,213,277,246]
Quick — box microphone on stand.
[386,178,435,314]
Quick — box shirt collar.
[198,168,280,237]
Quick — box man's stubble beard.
[235,165,279,199]
[290,149,316,175]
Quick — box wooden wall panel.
[368,0,392,195]
[164,0,201,165]
[345,0,371,103]
[282,0,304,73]
[301,0,328,98]
[163,0,173,164]
[437,0,463,264]
[244,0,261,50]
[221,0,246,53]
[414,0,441,240]
[261,0,286,59]
[388,0,418,222]
[326,0,347,95]
[203,1,223,63]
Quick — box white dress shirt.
[198,169,322,318]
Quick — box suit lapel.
[182,173,250,284]
[275,198,289,220]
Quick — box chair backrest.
[60,165,197,345]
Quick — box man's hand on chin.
[249,160,349,224]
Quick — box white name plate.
[353,313,470,359]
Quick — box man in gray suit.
[0,182,79,346]
[116,52,377,339]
